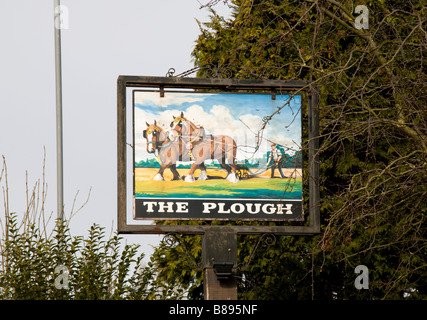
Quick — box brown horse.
[171,112,239,183]
[143,121,206,181]
[171,112,206,148]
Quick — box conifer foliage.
[151,0,426,299]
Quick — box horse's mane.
[146,123,170,145]
[172,114,202,137]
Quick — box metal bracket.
[213,262,234,280]
[239,233,277,272]
[161,233,202,272]
[271,88,276,100]
[165,63,234,79]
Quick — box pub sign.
[132,89,303,221]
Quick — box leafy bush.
[0,156,182,300]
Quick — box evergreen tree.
[151,0,426,300]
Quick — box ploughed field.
[135,168,302,199]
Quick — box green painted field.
[135,170,302,199]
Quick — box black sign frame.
[117,75,320,235]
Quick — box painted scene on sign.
[134,91,302,200]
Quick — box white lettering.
[158,201,174,212]
[354,5,369,30]
[54,265,69,289]
[169,304,204,317]
[143,201,156,213]
[203,202,216,213]
[213,304,258,315]
[354,265,369,289]
[230,203,245,214]
[143,201,188,213]
[175,202,188,213]
[200,202,295,215]
[246,203,261,214]
[276,203,293,214]
[54,5,69,30]
[262,203,276,214]
[217,203,230,213]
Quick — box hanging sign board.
[117,76,320,234]
[134,90,303,221]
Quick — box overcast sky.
[0,0,232,259]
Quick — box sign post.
[117,75,320,299]
[202,227,238,300]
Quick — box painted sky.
[134,91,302,163]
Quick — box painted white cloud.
[134,91,208,108]
[135,103,300,162]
